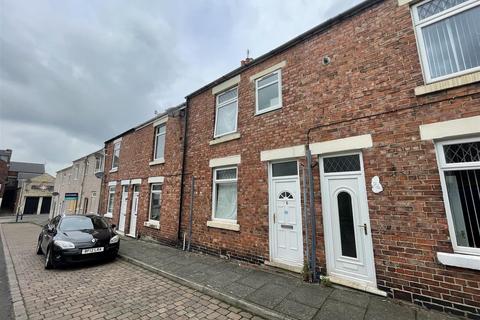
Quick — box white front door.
[118,186,128,232]
[320,152,377,289]
[128,185,139,237]
[269,161,304,267]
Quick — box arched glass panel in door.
[337,191,357,258]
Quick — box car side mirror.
[111,224,116,229]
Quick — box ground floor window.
[149,184,162,221]
[107,186,115,214]
[212,167,237,221]
[436,137,480,254]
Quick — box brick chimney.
[241,58,253,66]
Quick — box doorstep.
[117,237,461,320]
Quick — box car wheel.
[44,247,55,269]
[36,237,43,255]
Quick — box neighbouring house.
[51,149,104,217]
[16,173,55,215]
[101,104,185,242]
[181,0,480,316]
[0,149,12,209]
[0,151,46,214]
[98,0,480,316]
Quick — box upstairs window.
[95,156,102,173]
[412,0,480,83]
[436,137,480,255]
[154,124,166,160]
[214,87,238,138]
[255,70,282,114]
[112,141,120,170]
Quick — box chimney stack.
[241,58,254,66]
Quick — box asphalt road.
[1,223,259,320]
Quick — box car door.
[42,216,59,252]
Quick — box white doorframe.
[268,160,304,270]
[319,151,382,294]
[127,185,140,238]
[118,186,128,233]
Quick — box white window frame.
[255,69,282,115]
[94,157,102,173]
[435,136,480,256]
[74,165,79,180]
[411,0,480,84]
[112,142,121,170]
[106,186,116,216]
[153,124,166,161]
[212,166,238,223]
[214,87,238,138]
[149,183,162,223]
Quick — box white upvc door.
[118,186,128,233]
[269,161,304,268]
[128,185,139,237]
[320,152,377,290]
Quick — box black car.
[36,214,120,269]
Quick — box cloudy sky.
[0,0,361,175]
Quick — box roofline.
[104,102,186,144]
[71,148,104,163]
[56,165,73,174]
[186,0,385,99]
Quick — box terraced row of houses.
[59,0,480,317]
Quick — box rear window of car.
[59,216,109,231]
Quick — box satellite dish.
[95,171,104,179]
[52,192,59,196]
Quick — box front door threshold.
[329,275,387,297]
[264,260,303,273]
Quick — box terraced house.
[101,0,480,317]
[102,104,185,243]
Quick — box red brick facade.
[101,0,480,317]
[101,107,185,244]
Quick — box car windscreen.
[59,216,109,231]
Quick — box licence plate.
[81,247,104,254]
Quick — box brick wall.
[181,0,480,317]
[101,111,184,244]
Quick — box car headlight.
[109,235,120,244]
[54,240,75,249]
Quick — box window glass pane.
[216,168,237,180]
[272,161,298,177]
[337,192,357,258]
[108,192,114,213]
[216,101,237,136]
[324,155,361,173]
[215,182,237,220]
[155,132,166,159]
[445,170,480,248]
[218,88,237,104]
[152,184,162,191]
[258,72,278,87]
[444,141,480,163]
[150,191,161,221]
[421,6,480,79]
[257,82,280,111]
[417,0,469,20]
[156,125,166,135]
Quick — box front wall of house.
[102,115,184,244]
[182,0,480,314]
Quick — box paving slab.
[245,283,292,309]
[274,299,318,320]
[314,299,366,320]
[365,297,416,320]
[287,285,333,309]
[329,287,371,308]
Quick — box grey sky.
[0,0,362,175]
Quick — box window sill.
[415,71,480,96]
[109,168,118,173]
[144,221,160,229]
[209,133,241,145]
[104,213,113,218]
[206,220,240,231]
[255,105,282,116]
[437,252,480,271]
[149,158,165,166]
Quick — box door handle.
[359,223,368,235]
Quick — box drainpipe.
[305,145,318,281]
[177,100,189,242]
[78,157,88,214]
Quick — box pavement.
[0,213,49,226]
[0,223,258,320]
[117,237,464,320]
[0,227,14,320]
